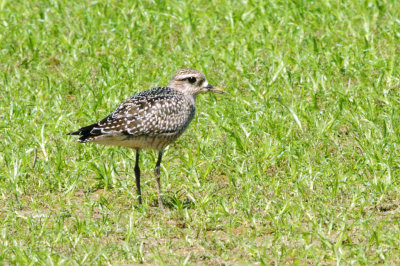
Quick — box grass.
[1,0,400,264]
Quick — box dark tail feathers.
[67,123,99,142]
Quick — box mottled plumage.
[68,87,195,150]
[68,69,225,208]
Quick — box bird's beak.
[205,84,226,94]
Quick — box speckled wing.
[67,87,195,143]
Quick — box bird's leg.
[155,150,164,209]
[134,149,142,205]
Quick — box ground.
[1,0,400,264]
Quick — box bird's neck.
[168,85,197,105]
[185,93,197,106]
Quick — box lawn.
[1,0,400,264]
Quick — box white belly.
[91,134,175,150]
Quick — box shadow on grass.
[150,194,196,210]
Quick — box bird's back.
[68,87,196,150]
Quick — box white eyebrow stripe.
[177,74,197,80]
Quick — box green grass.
[1,0,400,264]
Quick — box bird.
[67,69,225,208]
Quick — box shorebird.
[68,69,225,208]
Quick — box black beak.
[205,84,214,89]
[205,84,225,94]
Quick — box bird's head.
[168,69,225,96]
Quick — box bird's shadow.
[150,194,196,210]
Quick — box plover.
[68,69,225,208]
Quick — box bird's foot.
[158,197,164,209]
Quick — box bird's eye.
[187,77,196,84]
